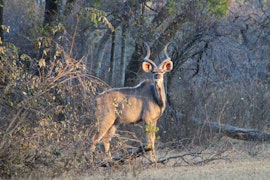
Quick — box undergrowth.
[0,42,107,178]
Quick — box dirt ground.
[80,138,270,180]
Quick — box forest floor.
[72,137,270,180]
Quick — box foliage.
[84,7,114,31]
[167,0,178,15]
[166,0,229,18]
[0,41,107,178]
[207,0,229,18]
[145,124,159,135]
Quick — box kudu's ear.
[160,60,173,72]
[142,62,153,72]
[160,42,173,72]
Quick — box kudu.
[90,43,173,162]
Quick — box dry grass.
[24,153,270,180]
[71,138,270,180]
[129,158,270,180]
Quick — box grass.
[132,159,270,180]
[74,138,270,180]
[30,158,266,180]
[78,157,270,180]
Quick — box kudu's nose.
[154,73,161,79]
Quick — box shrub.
[0,42,107,178]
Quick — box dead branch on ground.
[192,118,270,142]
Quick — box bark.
[120,25,127,87]
[44,0,58,26]
[109,31,116,86]
[124,41,143,86]
[192,118,270,142]
[0,0,3,42]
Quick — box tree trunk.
[0,0,4,43]
[44,0,58,26]
[124,41,143,86]
[119,25,127,87]
[109,31,116,86]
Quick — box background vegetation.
[0,0,270,178]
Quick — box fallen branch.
[192,118,270,142]
[98,146,226,167]
[97,145,152,167]
[157,152,200,164]
[113,144,152,162]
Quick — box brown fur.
[90,44,173,162]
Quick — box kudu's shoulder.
[137,79,153,87]
[98,79,153,95]
[95,80,155,105]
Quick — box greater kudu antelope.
[90,43,173,162]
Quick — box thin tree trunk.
[0,0,4,42]
[120,25,127,87]
[109,31,116,86]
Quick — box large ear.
[142,62,153,72]
[160,60,173,72]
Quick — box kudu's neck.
[152,78,166,109]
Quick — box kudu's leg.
[145,121,157,162]
[102,125,117,158]
[90,116,115,155]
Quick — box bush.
[0,42,107,178]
